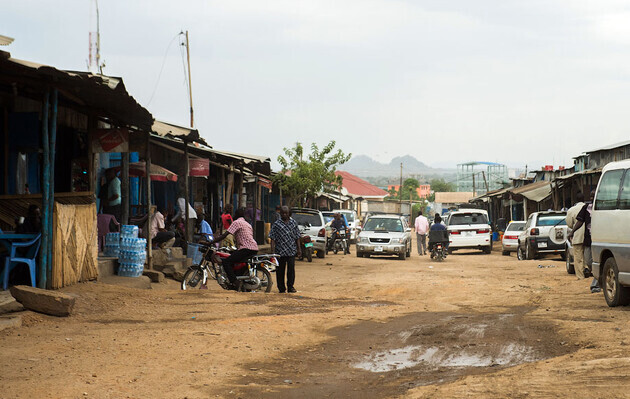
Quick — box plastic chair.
[2,233,41,290]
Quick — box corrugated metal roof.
[0,35,14,46]
[0,50,153,130]
[152,120,200,142]
[586,140,630,154]
[335,171,388,198]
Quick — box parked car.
[332,209,360,243]
[356,214,412,259]
[501,221,526,255]
[590,160,630,306]
[516,211,568,260]
[291,208,328,258]
[445,209,492,254]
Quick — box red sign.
[91,128,129,153]
[258,177,273,190]
[189,158,210,176]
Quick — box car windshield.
[506,222,526,232]
[340,212,355,222]
[292,212,322,226]
[448,213,488,225]
[363,218,403,232]
[536,214,566,226]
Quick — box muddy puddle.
[234,308,572,398]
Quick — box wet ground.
[2,241,630,398]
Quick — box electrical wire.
[145,32,182,107]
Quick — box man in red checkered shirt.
[209,207,258,290]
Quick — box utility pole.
[472,171,476,196]
[185,30,194,127]
[399,163,403,213]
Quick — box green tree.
[273,141,351,207]
[427,178,455,202]
[387,178,421,201]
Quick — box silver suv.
[516,211,568,260]
[291,208,328,258]
[356,214,412,260]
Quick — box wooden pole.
[47,88,58,289]
[481,171,489,193]
[39,89,50,289]
[184,140,191,242]
[145,133,153,269]
[238,165,244,208]
[3,107,8,194]
[121,151,129,224]
[252,176,258,240]
[185,31,194,128]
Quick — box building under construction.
[457,162,508,195]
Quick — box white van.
[332,209,359,243]
[591,159,630,307]
[446,208,492,254]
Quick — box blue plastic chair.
[2,233,41,290]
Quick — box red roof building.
[335,171,388,199]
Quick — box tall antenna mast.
[88,0,104,74]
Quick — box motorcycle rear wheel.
[306,248,313,262]
[181,267,204,290]
[255,267,274,293]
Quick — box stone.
[142,269,164,283]
[0,314,22,331]
[0,291,24,314]
[9,285,76,317]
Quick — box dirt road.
[2,241,630,399]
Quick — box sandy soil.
[2,239,630,399]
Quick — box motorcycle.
[428,230,449,262]
[298,225,314,262]
[328,227,349,255]
[181,244,278,292]
[430,242,447,261]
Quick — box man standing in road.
[414,210,430,255]
[269,206,301,293]
[568,190,601,293]
[566,192,586,280]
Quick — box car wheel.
[603,257,630,307]
[317,249,325,259]
[364,253,370,258]
[566,251,575,274]
[398,250,406,260]
[447,248,453,255]
[517,245,525,261]
[502,250,509,256]
[483,246,492,254]
[356,252,363,258]
[525,242,535,260]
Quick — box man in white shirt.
[172,195,197,239]
[566,192,586,279]
[414,210,430,255]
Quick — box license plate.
[538,242,547,248]
[304,242,313,248]
[374,246,383,252]
[463,231,474,237]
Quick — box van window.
[537,214,566,226]
[448,213,488,225]
[618,170,630,210]
[595,169,624,210]
[292,212,322,226]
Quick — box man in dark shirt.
[428,213,448,253]
[329,213,349,253]
[269,206,301,293]
[569,190,600,293]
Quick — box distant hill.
[339,155,434,178]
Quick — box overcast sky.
[5,1,630,170]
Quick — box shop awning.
[111,162,178,182]
[510,181,551,202]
